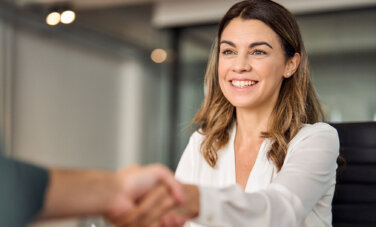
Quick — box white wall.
[11,29,144,170]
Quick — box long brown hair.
[192,0,324,170]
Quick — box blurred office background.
[0,0,375,226]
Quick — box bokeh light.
[46,12,60,26]
[61,10,76,24]
[150,49,167,63]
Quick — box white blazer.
[176,122,339,227]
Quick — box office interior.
[0,0,375,226]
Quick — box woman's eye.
[222,49,235,55]
[251,49,267,55]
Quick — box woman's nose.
[232,54,251,73]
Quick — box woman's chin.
[229,100,257,110]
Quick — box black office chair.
[330,122,376,227]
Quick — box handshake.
[105,164,199,227]
[37,164,199,227]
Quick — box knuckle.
[166,197,175,207]
[153,185,165,196]
[138,207,147,216]
[153,163,169,173]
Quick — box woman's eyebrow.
[249,42,273,49]
[220,40,273,49]
[220,40,235,47]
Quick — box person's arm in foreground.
[0,152,184,226]
[37,164,185,222]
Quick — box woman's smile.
[230,79,259,88]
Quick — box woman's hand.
[161,184,200,227]
[107,183,199,227]
[105,164,185,222]
[108,183,178,227]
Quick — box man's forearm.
[33,164,184,226]
[37,169,121,220]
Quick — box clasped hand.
[104,164,199,227]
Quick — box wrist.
[182,184,200,218]
[104,170,133,218]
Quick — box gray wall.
[10,28,146,169]
[0,17,158,226]
[298,9,376,122]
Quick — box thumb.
[105,196,134,221]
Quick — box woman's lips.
[230,80,258,88]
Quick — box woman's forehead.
[220,18,279,44]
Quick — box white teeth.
[231,80,256,88]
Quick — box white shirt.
[175,122,339,227]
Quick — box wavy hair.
[192,0,324,170]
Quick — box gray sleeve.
[0,152,49,226]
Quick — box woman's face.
[218,17,298,112]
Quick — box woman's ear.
[283,53,301,78]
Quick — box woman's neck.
[235,106,273,142]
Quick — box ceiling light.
[61,10,76,24]
[46,11,60,26]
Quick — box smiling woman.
[218,18,300,120]
[172,0,340,226]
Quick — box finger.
[171,216,187,227]
[117,221,138,227]
[161,215,174,227]
[162,214,186,227]
[116,184,167,226]
[175,216,188,227]
[139,186,175,226]
[149,222,161,227]
[147,164,185,204]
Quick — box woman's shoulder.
[188,130,206,146]
[298,122,338,137]
[288,122,339,149]
[182,130,206,156]
[176,130,209,182]
[191,130,206,140]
